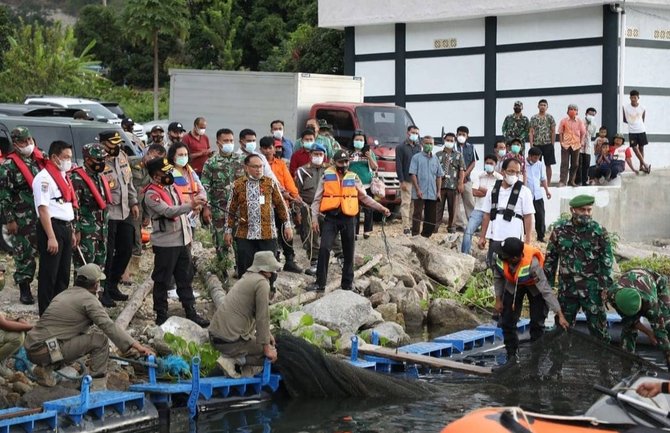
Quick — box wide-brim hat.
[247,251,282,273]
[76,263,106,282]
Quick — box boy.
[588,142,612,184]
[494,140,508,174]
[593,126,609,158]
[526,147,551,242]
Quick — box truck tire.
[0,224,14,254]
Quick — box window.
[315,109,355,148]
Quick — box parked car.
[0,104,82,118]
[0,116,140,253]
[23,96,122,125]
[101,102,147,143]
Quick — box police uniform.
[32,161,75,316]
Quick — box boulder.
[157,316,209,344]
[280,311,307,331]
[107,371,131,391]
[400,300,424,330]
[12,382,32,395]
[365,277,385,296]
[362,310,384,329]
[369,291,390,307]
[361,322,410,347]
[413,280,431,302]
[303,290,374,334]
[407,236,475,291]
[356,278,371,293]
[388,284,420,305]
[375,303,398,322]
[393,267,416,287]
[428,298,482,330]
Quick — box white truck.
[169,69,418,208]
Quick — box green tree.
[0,5,17,71]
[74,5,123,71]
[262,23,343,74]
[124,0,189,120]
[0,22,103,102]
[186,0,242,70]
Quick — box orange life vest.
[496,244,545,286]
[172,165,199,205]
[319,167,359,217]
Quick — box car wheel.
[0,224,14,254]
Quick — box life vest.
[70,166,111,210]
[496,244,545,286]
[491,180,524,222]
[142,183,177,221]
[6,149,46,185]
[319,167,359,217]
[172,166,199,204]
[44,160,79,209]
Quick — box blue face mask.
[245,141,257,153]
[175,155,189,167]
[484,164,495,173]
[498,149,506,157]
[303,141,314,150]
[511,144,521,154]
[221,143,234,154]
[409,133,419,142]
[353,140,364,150]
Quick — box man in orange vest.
[308,150,391,292]
[493,237,569,362]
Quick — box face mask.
[273,130,283,139]
[274,150,283,159]
[221,143,234,154]
[303,141,314,150]
[160,173,174,186]
[106,145,120,157]
[423,144,433,153]
[58,158,72,172]
[586,114,594,121]
[90,161,105,173]
[484,164,495,173]
[568,109,577,118]
[245,141,257,153]
[514,108,521,113]
[409,133,419,142]
[198,128,206,136]
[505,174,518,185]
[353,140,364,150]
[457,135,466,144]
[175,156,188,167]
[17,144,34,156]
[336,164,348,174]
[511,144,521,154]
[311,155,324,165]
[498,149,506,157]
[444,142,455,150]
[573,214,591,225]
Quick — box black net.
[274,332,441,399]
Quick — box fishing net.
[274,332,440,399]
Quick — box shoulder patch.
[41,181,49,192]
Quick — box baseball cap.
[496,237,524,259]
[121,118,135,128]
[168,122,185,132]
[76,263,106,282]
[151,125,165,133]
[332,149,349,162]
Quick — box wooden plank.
[354,344,492,376]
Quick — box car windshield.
[355,106,415,146]
[71,103,119,121]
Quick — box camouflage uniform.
[544,217,613,342]
[71,144,109,268]
[608,269,670,359]
[0,148,43,287]
[502,113,530,151]
[200,152,245,264]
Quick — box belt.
[209,334,240,345]
[26,345,48,356]
[50,218,70,226]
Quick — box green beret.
[614,288,642,316]
[569,194,595,208]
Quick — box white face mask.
[17,144,34,156]
[505,174,518,185]
[444,141,455,150]
[311,155,324,166]
[484,164,495,173]
[198,128,206,136]
[245,141,257,153]
[586,115,594,122]
[457,135,466,144]
[58,158,72,172]
[221,143,234,154]
[409,133,419,142]
[273,130,283,139]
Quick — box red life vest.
[43,160,79,209]
[6,148,46,185]
[143,183,178,220]
[70,166,112,210]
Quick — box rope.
[380,215,392,265]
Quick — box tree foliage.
[185,0,243,70]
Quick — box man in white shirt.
[526,147,552,242]
[477,159,535,266]
[623,89,651,174]
[32,140,76,315]
[461,154,502,254]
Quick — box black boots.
[283,256,302,273]
[155,310,168,326]
[100,282,129,308]
[19,282,34,305]
[185,306,210,328]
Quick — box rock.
[0,377,6,387]
[21,387,79,408]
[5,393,20,407]
[375,303,398,323]
[336,332,357,353]
[9,372,30,385]
[157,316,209,344]
[107,371,131,391]
[399,301,424,330]
[393,267,416,287]
[280,311,307,331]
[407,236,475,291]
[440,232,463,250]
[375,264,393,281]
[361,322,410,347]
[362,310,384,329]
[356,278,371,292]
[366,277,385,296]
[303,290,374,334]
[387,285,420,305]
[295,324,334,350]
[413,280,430,302]
[369,291,390,307]
[152,338,173,356]
[12,382,32,394]
[428,298,482,330]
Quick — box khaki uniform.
[209,272,271,365]
[24,286,136,376]
[0,314,25,363]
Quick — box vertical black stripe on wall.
[344,27,355,76]
[601,5,619,135]
[395,23,406,107]
[484,16,497,156]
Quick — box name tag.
[259,196,265,205]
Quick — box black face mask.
[159,173,174,186]
[89,160,105,173]
[514,108,522,114]
[105,145,120,157]
[275,151,283,159]
[336,164,348,174]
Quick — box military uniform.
[0,139,45,301]
[544,197,613,342]
[129,155,151,256]
[502,101,530,152]
[200,152,244,265]
[608,269,670,364]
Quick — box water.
[195,331,664,433]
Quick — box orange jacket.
[269,157,299,198]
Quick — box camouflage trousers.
[73,234,107,269]
[559,288,610,343]
[211,219,234,269]
[12,230,37,285]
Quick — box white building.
[318,0,670,171]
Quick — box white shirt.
[473,171,502,211]
[525,160,546,201]
[32,169,75,222]
[623,103,646,133]
[482,183,534,241]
